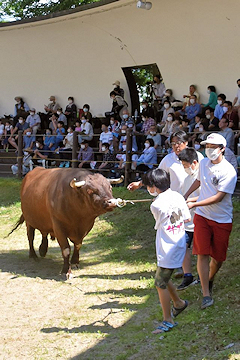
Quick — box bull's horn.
[70,178,86,188]
[107,175,124,184]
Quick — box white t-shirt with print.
[100,131,113,144]
[158,151,203,195]
[182,167,200,232]
[150,189,191,269]
[196,157,237,223]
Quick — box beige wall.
[0,0,239,117]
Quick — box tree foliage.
[0,0,100,21]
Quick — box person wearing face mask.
[162,100,174,123]
[141,100,154,119]
[142,169,191,335]
[134,139,157,172]
[65,97,77,125]
[81,104,92,123]
[182,85,200,110]
[42,96,61,129]
[202,86,218,110]
[2,121,13,151]
[59,126,74,168]
[56,108,67,127]
[78,116,93,144]
[223,101,239,130]
[13,96,30,127]
[109,116,121,153]
[161,113,174,140]
[99,123,113,153]
[214,94,227,120]
[78,140,94,168]
[33,139,49,164]
[184,133,237,310]
[23,128,36,151]
[43,128,57,154]
[8,117,29,151]
[141,112,156,135]
[110,91,128,120]
[162,89,175,105]
[26,108,41,135]
[147,125,162,153]
[98,142,116,170]
[205,108,219,131]
[116,141,138,170]
[176,148,201,290]
[185,95,202,125]
[218,117,234,152]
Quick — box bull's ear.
[70,178,86,188]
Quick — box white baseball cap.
[200,133,226,147]
[113,80,120,86]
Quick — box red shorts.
[193,214,232,262]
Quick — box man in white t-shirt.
[185,133,237,310]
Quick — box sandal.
[172,300,189,318]
[152,320,178,334]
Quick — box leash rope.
[112,198,153,208]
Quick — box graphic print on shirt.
[167,208,184,235]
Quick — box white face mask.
[148,189,159,197]
[167,116,172,122]
[68,100,73,104]
[83,108,88,112]
[184,166,195,176]
[223,106,228,113]
[142,105,147,109]
[26,132,31,136]
[81,144,85,149]
[144,143,150,148]
[165,93,170,97]
[217,100,223,105]
[207,89,211,94]
[150,131,156,135]
[121,130,126,134]
[164,103,170,109]
[101,146,106,152]
[122,114,129,119]
[199,126,204,132]
[194,144,200,150]
[110,120,115,125]
[30,112,34,116]
[67,129,71,133]
[128,124,133,128]
[122,145,126,151]
[206,114,211,119]
[19,120,23,124]
[36,143,40,148]
[205,147,221,161]
[57,111,61,115]
[82,119,87,124]
[190,98,195,104]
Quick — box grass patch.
[0,178,239,360]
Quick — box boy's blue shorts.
[185,231,194,249]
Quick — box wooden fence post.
[124,128,132,187]
[72,131,78,168]
[17,130,23,179]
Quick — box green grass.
[0,178,240,360]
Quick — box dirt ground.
[0,222,150,360]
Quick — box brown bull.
[11,167,121,278]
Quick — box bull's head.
[70,174,124,212]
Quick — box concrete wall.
[0,0,239,117]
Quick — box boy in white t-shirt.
[185,133,237,310]
[143,169,191,334]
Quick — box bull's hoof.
[60,272,73,281]
[39,244,48,258]
[29,251,39,261]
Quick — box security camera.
[136,1,152,10]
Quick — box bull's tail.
[6,214,25,237]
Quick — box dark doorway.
[122,63,162,115]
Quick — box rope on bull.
[111,198,153,208]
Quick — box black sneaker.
[177,276,194,291]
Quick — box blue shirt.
[138,147,157,169]
[214,104,226,120]
[56,128,66,143]
[44,135,56,150]
[23,135,36,148]
[15,122,29,132]
[185,103,202,120]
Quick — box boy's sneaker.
[177,275,194,291]
[201,296,214,309]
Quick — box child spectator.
[74,121,81,133]
[184,133,237,309]
[2,121,12,150]
[43,129,57,155]
[142,169,190,334]
[54,121,66,148]
[97,142,115,170]
[59,126,74,168]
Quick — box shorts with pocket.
[155,267,174,289]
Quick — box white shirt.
[182,168,200,232]
[236,87,240,105]
[152,82,166,98]
[0,123,4,135]
[100,131,113,144]
[196,157,237,223]
[158,151,203,195]
[81,122,93,137]
[151,189,191,268]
